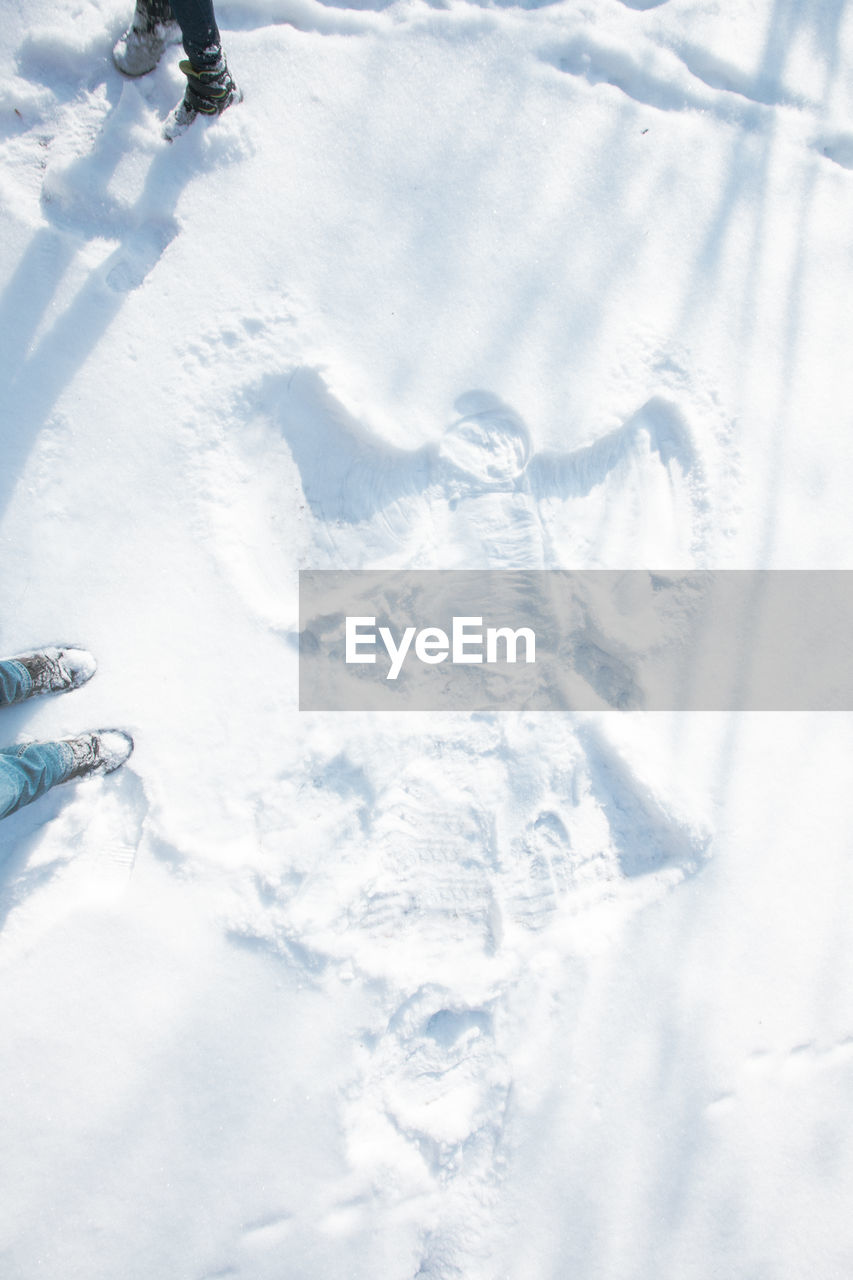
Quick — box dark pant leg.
[145,0,176,23]
[0,743,73,820]
[168,0,221,67]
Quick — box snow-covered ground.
[2,0,853,1274]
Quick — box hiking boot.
[63,730,135,779]
[113,1,181,77]
[13,647,97,699]
[163,55,242,139]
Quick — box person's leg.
[168,0,221,68]
[163,15,241,140]
[0,742,73,820]
[113,0,181,77]
[115,0,222,73]
[0,649,95,708]
[0,732,134,822]
[140,0,176,22]
[0,659,32,708]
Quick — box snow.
[1,0,853,1275]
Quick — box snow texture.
[2,0,853,1276]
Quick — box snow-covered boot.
[63,730,134,779]
[163,55,242,139]
[113,0,181,77]
[13,647,97,698]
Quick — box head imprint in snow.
[440,393,531,484]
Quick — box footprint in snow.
[0,765,147,964]
[35,81,186,293]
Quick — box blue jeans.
[0,659,74,820]
[0,657,33,707]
